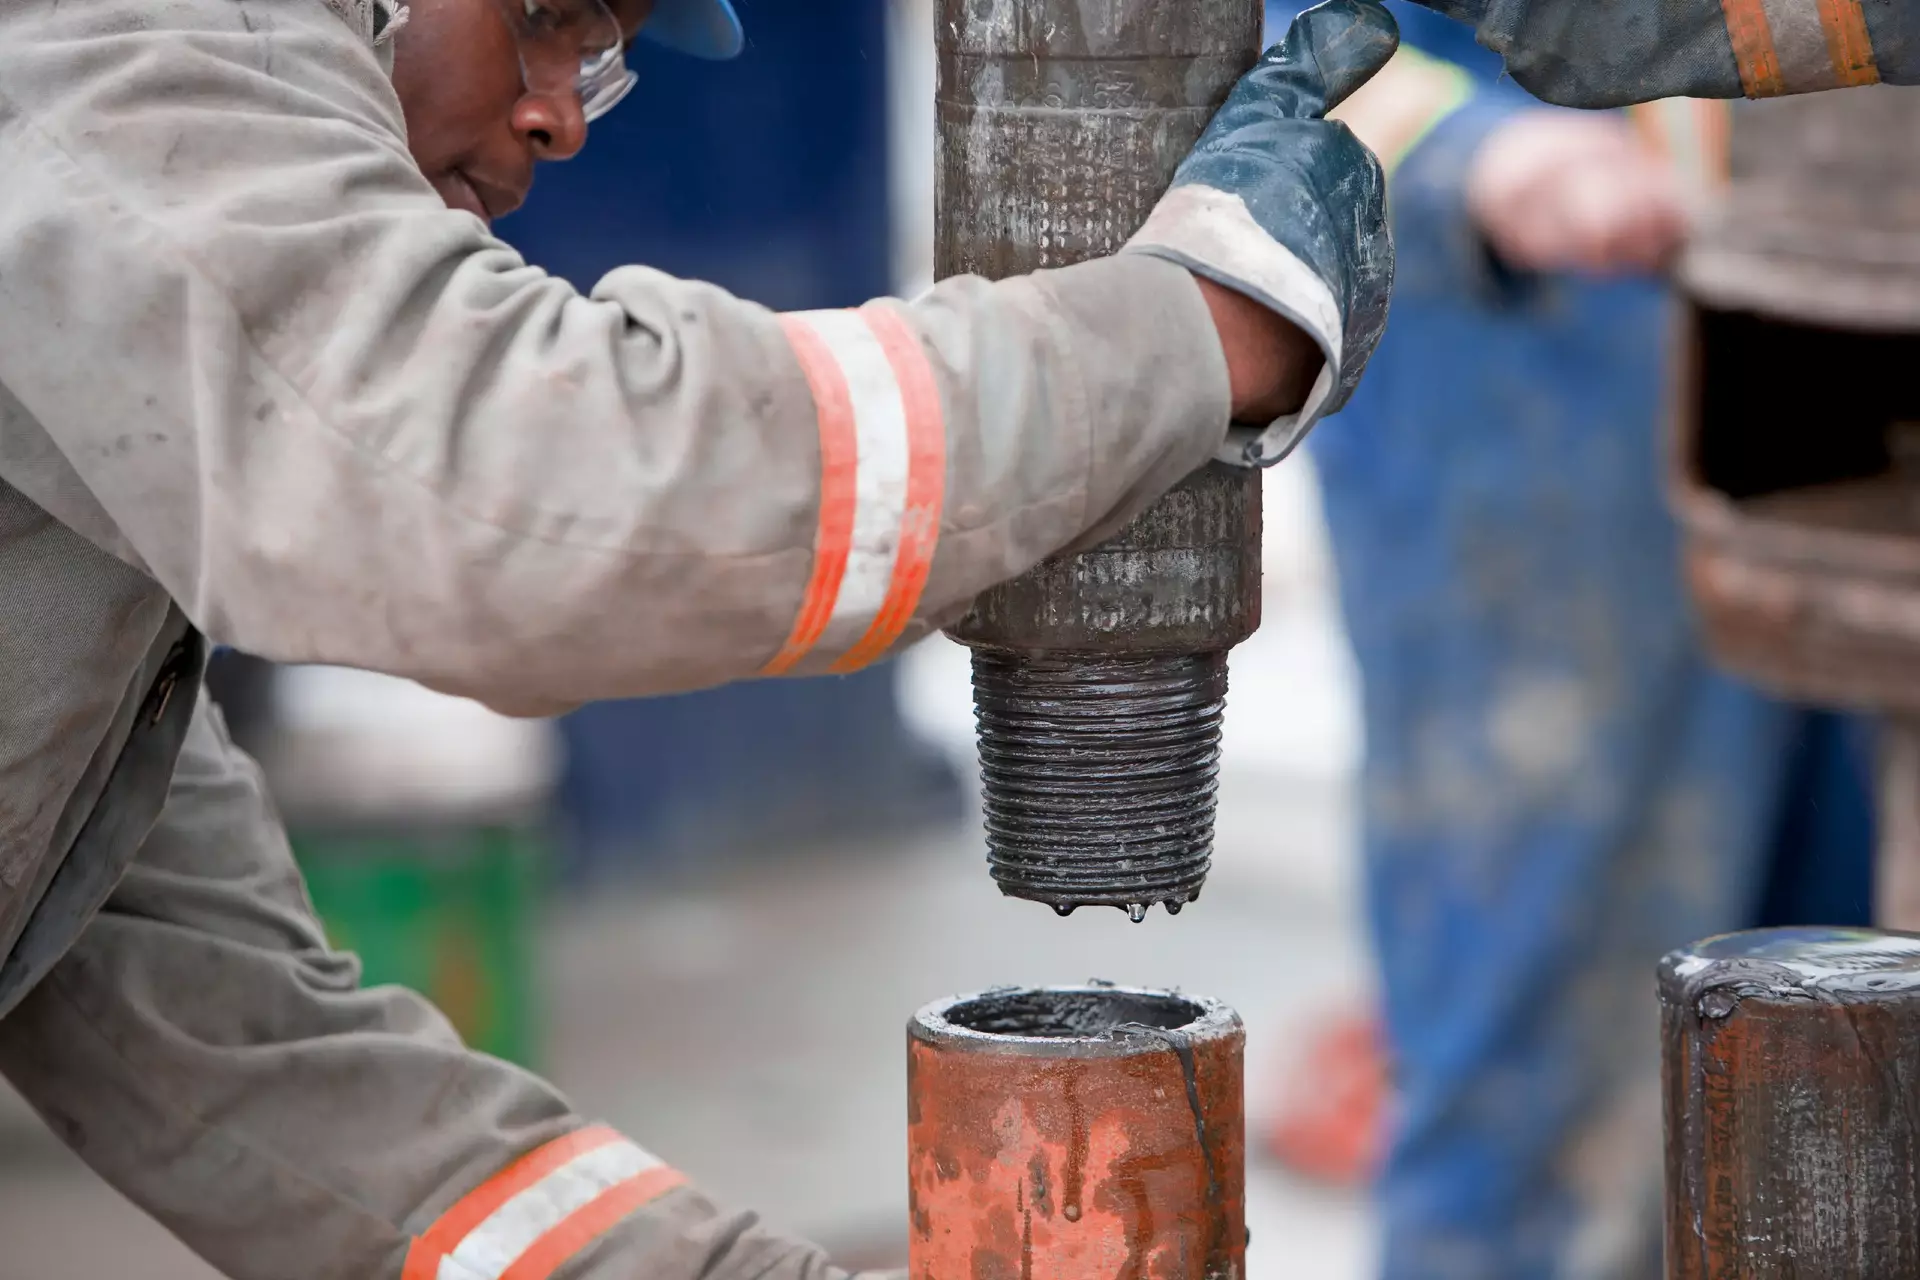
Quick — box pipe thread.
[970,650,1225,916]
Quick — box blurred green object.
[292,825,544,1068]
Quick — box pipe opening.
[944,988,1204,1039]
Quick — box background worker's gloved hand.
[1403,0,1912,108]
[1128,0,1400,467]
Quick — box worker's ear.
[1255,0,1402,120]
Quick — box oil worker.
[0,0,1905,1274]
[0,0,1398,1276]
[1256,3,1881,1277]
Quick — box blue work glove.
[1126,0,1399,467]
[1404,0,1910,107]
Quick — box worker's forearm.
[0,0,1233,712]
[1406,0,1916,106]
[1197,277,1324,424]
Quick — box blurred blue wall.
[498,0,959,880]
[500,0,895,310]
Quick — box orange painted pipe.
[907,985,1244,1280]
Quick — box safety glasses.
[498,0,638,123]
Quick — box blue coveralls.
[1269,4,1878,1276]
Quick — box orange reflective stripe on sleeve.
[1721,0,1787,96]
[494,1168,686,1280]
[403,1126,686,1280]
[1813,0,1880,87]
[829,304,946,674]
[1720,0,1879,96]
[403,1126,623,1280]
[764,303,946,676]
[762,316,860,676]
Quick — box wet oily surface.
[1661,927,1920,1279]
[943,988,1206,1039]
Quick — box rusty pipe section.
[1879,718,1920,930]
[937,0,1265,920]
[908,985,1245,1279]
[1660,928,1920,1278]
[1667,86,1920,932]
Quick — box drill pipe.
[937,0,1265,920]
[1666,86,1920,931]
[1660,928,1920,1278]
[908,985,1245,1280]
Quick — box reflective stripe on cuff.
[403,1126,685,1280]
[763,304,946,676]
[1721,0,1880,96]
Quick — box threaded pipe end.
[970,650,1226,918]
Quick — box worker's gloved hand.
[1404,0,1905,108]
[1127,0,1399,467]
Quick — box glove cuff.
[1126,184,1342,467]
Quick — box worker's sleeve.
[0,695,878,1280]
[0,0,1231,717]
[1405,0,1915,107]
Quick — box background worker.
[1264,3,1878,1276]
[0,0,1402,1276]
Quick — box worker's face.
[391,0,653,223]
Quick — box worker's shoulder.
[0,0,405,145]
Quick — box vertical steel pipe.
[936,0,1266,921]
[908,985,1245,1278]
[1879,718,1920,930]
[1660,927,1920,1278]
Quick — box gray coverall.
[0,0,1246,1273]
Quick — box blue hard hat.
[640,0,744,59]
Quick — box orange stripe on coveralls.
[402,1126,624,1280]
[762,315,861,676]
[1815,0,1881,86]
[1720,0,1787,96]
[830,303,946,674]
[495,1166,688,1280]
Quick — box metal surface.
[1879,718,1920,931]
[1667,94,1920,715]
[1670,306,1920,718]
[1660,928,1920,1278]
[1667,86,1920,943]
[1664,89,1920,1265]
[908,984,1245,1279]
[1683,87,1920,331]
[1671,91,1920,710]
[936,0,1265,919]
[952,463,1261,916]
[970,652,1225,919]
